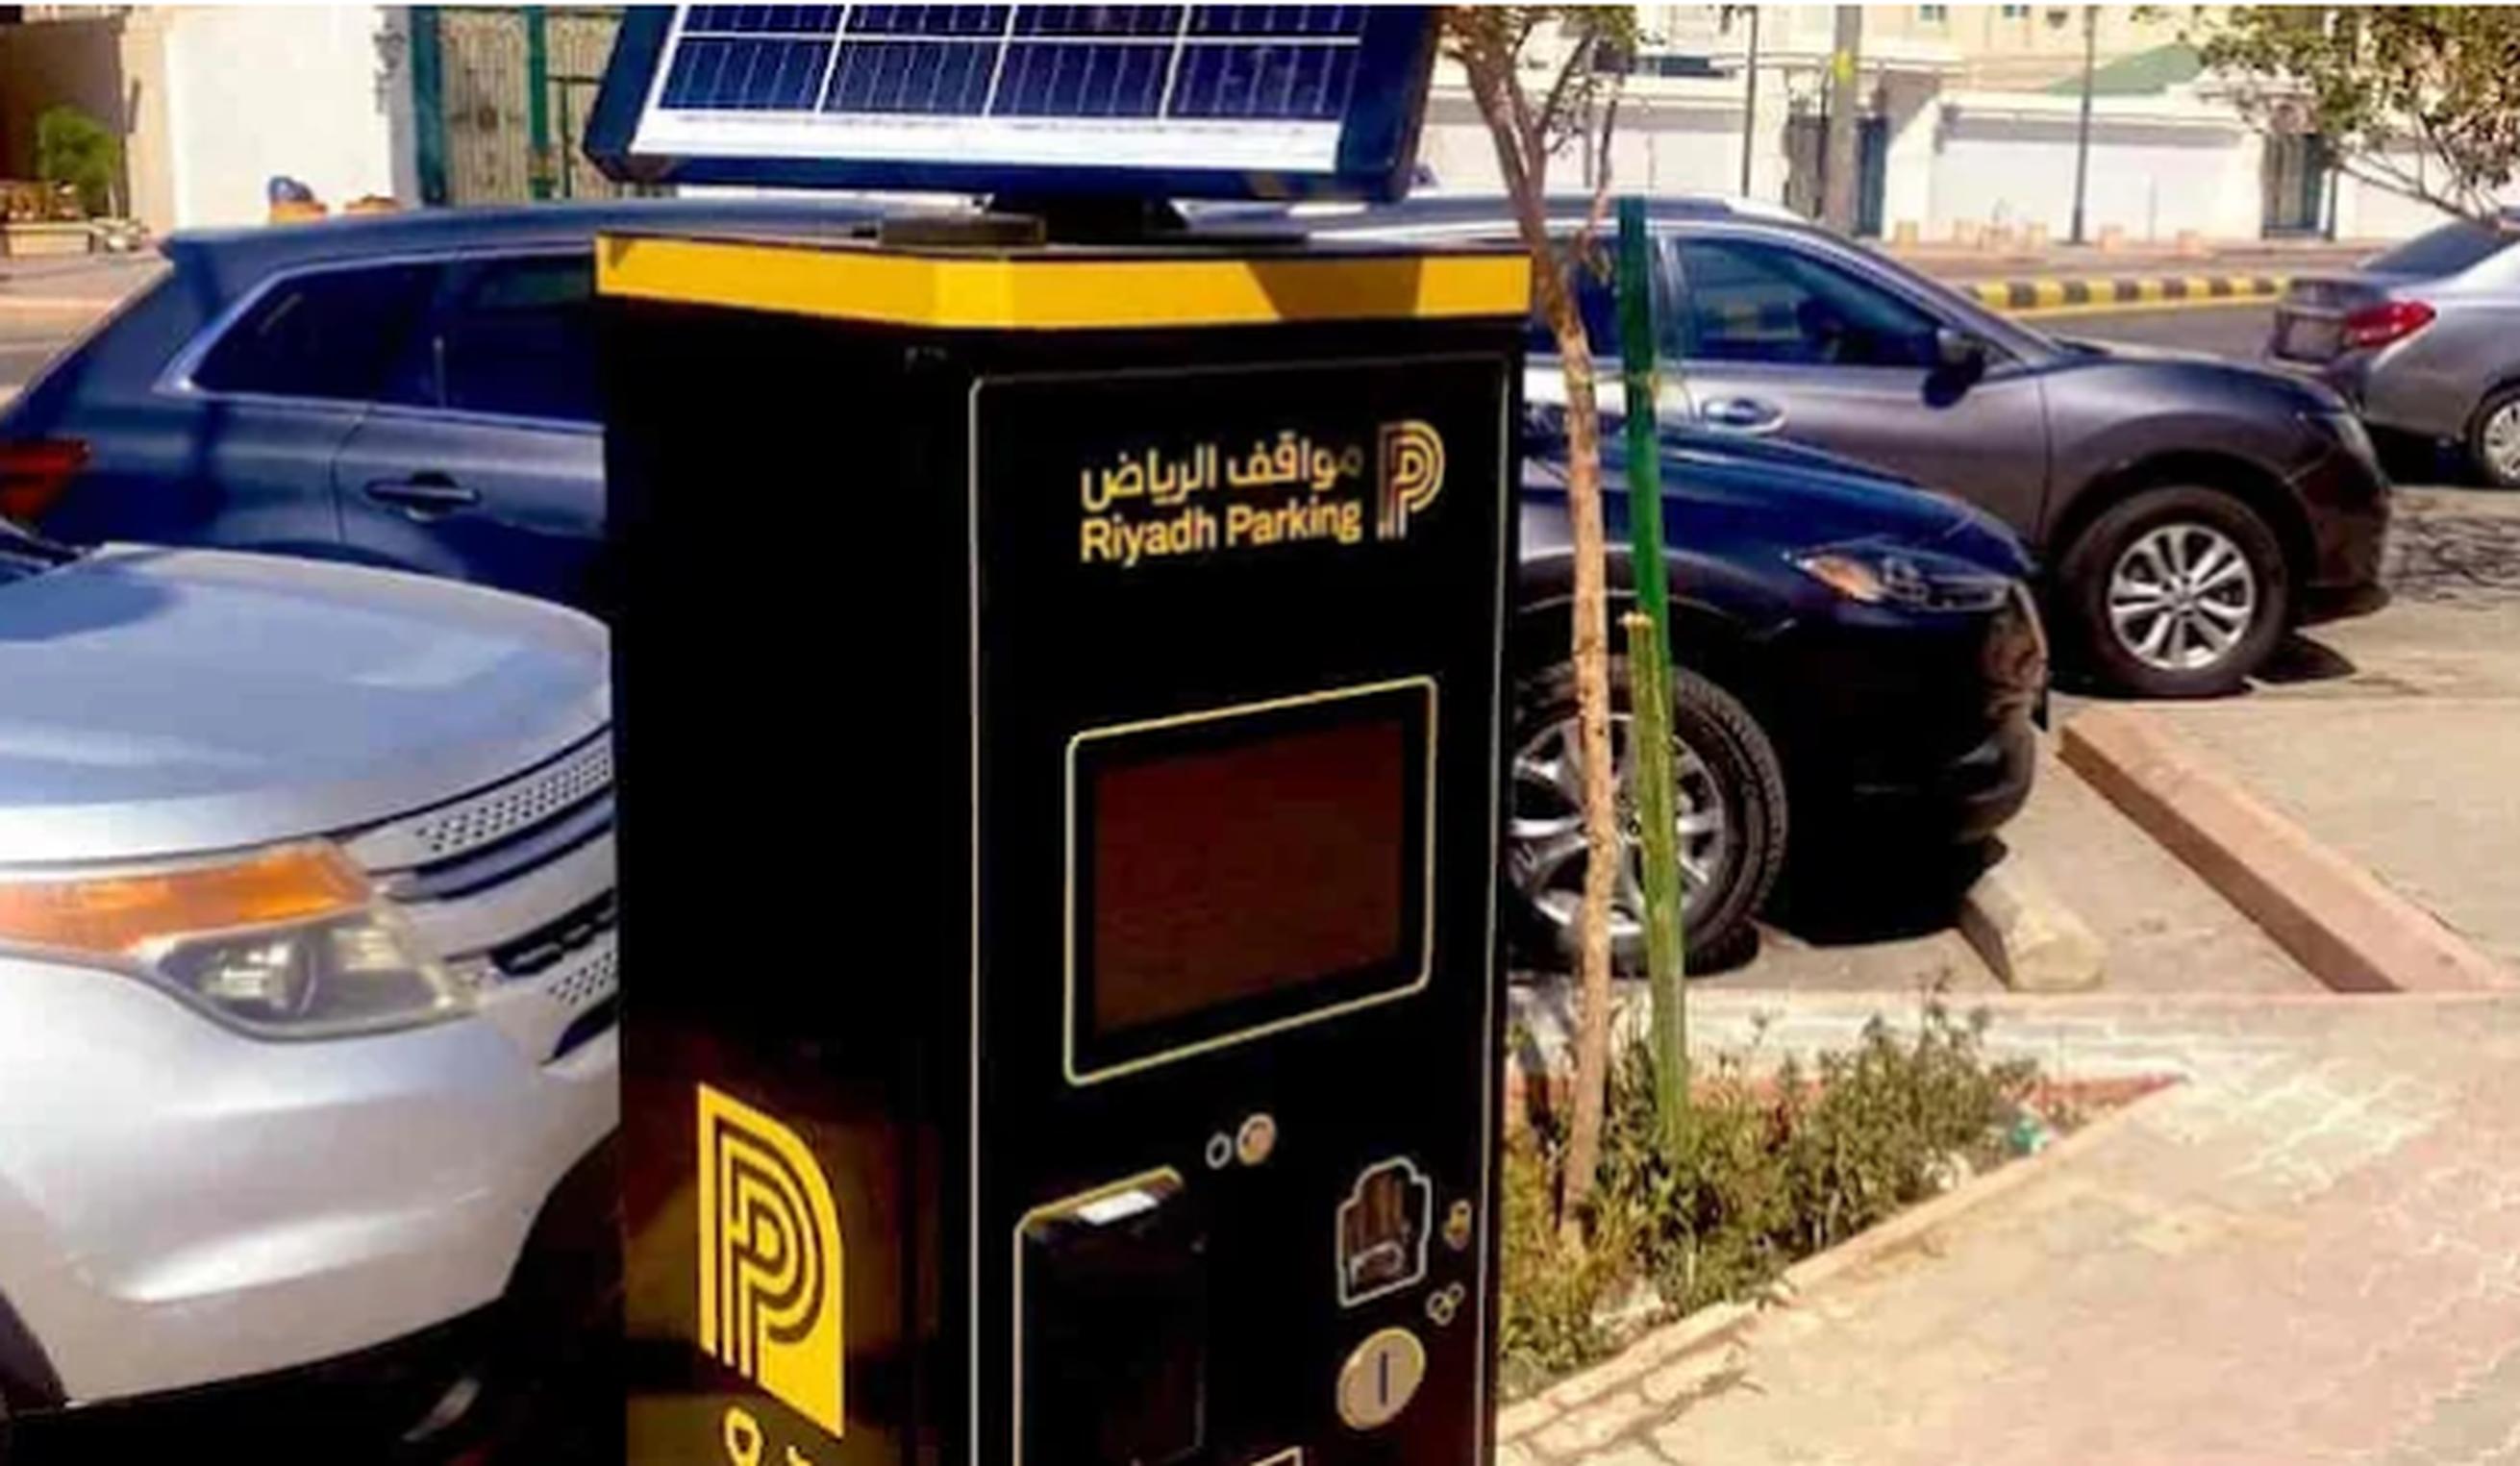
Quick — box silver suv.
[0,528,615,1454]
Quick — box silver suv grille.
[343,732,618,1064]
[340,734,612,871]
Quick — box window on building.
[191,263,440,403]
[1919,4,1949,21]
[2000,4,2030,16]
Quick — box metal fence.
[412,7,636,206]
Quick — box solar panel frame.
[585,4,1437,201]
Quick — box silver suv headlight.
[0,841,469,1039]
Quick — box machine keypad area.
[1017,1118,1485,1459]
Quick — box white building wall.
[161,5,405,229]
[1417,75,1786,203]
[1924,92,2258,243]
[2329,161,2469,242]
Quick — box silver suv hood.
[0,546,609,865]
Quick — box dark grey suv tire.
[1507,658,1786,976]
[2059,485,2290,698]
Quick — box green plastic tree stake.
[1614,196,1689,1151]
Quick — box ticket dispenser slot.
[1338,1159,1434,1307]
[1019,1173,1207,1466]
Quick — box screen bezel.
[583,6,1437,201]
[1063,677,1435,1086]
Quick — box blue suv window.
[191,262,439,402]
[381,254,600,424]
[1677,237,1939,369]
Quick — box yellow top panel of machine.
[595,234,1533,332]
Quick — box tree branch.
[1535,25,1594,149]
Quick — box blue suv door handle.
[365,473,481,519]
[1699,397,1787,435]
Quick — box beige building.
[1418,5,2447,246]
[1645,5,2194,92]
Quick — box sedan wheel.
[2467,386,2520,489]
[1505,659,1787,974]
[2106,522,2258,674]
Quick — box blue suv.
[0,200,875,608]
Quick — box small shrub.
[36,105,118,219]
[1500,997,2038,1391]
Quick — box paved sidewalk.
[1502,991,2520,1465]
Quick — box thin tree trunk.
[1454,11,1625,1243]
[1546,291,1620,1229]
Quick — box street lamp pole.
[1739,6,1760,197]
[2069,4,2097,245]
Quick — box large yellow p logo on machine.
[1376,419,1445,541]
[698,1084,843,1437]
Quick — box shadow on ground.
[2256,633,2358,685]
[1761,833,1997,949]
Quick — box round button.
[1204,1132,1235,1170]
[1235,1112,1278,1166]
[1335,1327,1427,1430]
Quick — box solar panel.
[585,5,1436,200]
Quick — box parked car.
[1308,195,2390,698]
[0,199,881,612]
[1512,411,2042,971]
[2268,211,2520,487]
[0,522,617,1456]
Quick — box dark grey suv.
[1318,196,2390,697]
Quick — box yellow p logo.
[698,1084,844,1438]
[1377,419,1446,541]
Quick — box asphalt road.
[0,320,75,397]
[2030,301,2276,359]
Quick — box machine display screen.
[1068,680,1432,1081]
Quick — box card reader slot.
[1018,1171,1208,1466]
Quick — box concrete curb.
[2059,706,2516,994]
[1957,854,2106,992]
[1969,273,2287,318]
[1497,1081,2182,1448]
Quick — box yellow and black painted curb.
[1965,274,2288,318]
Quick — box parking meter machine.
[588,10,1527,1465]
